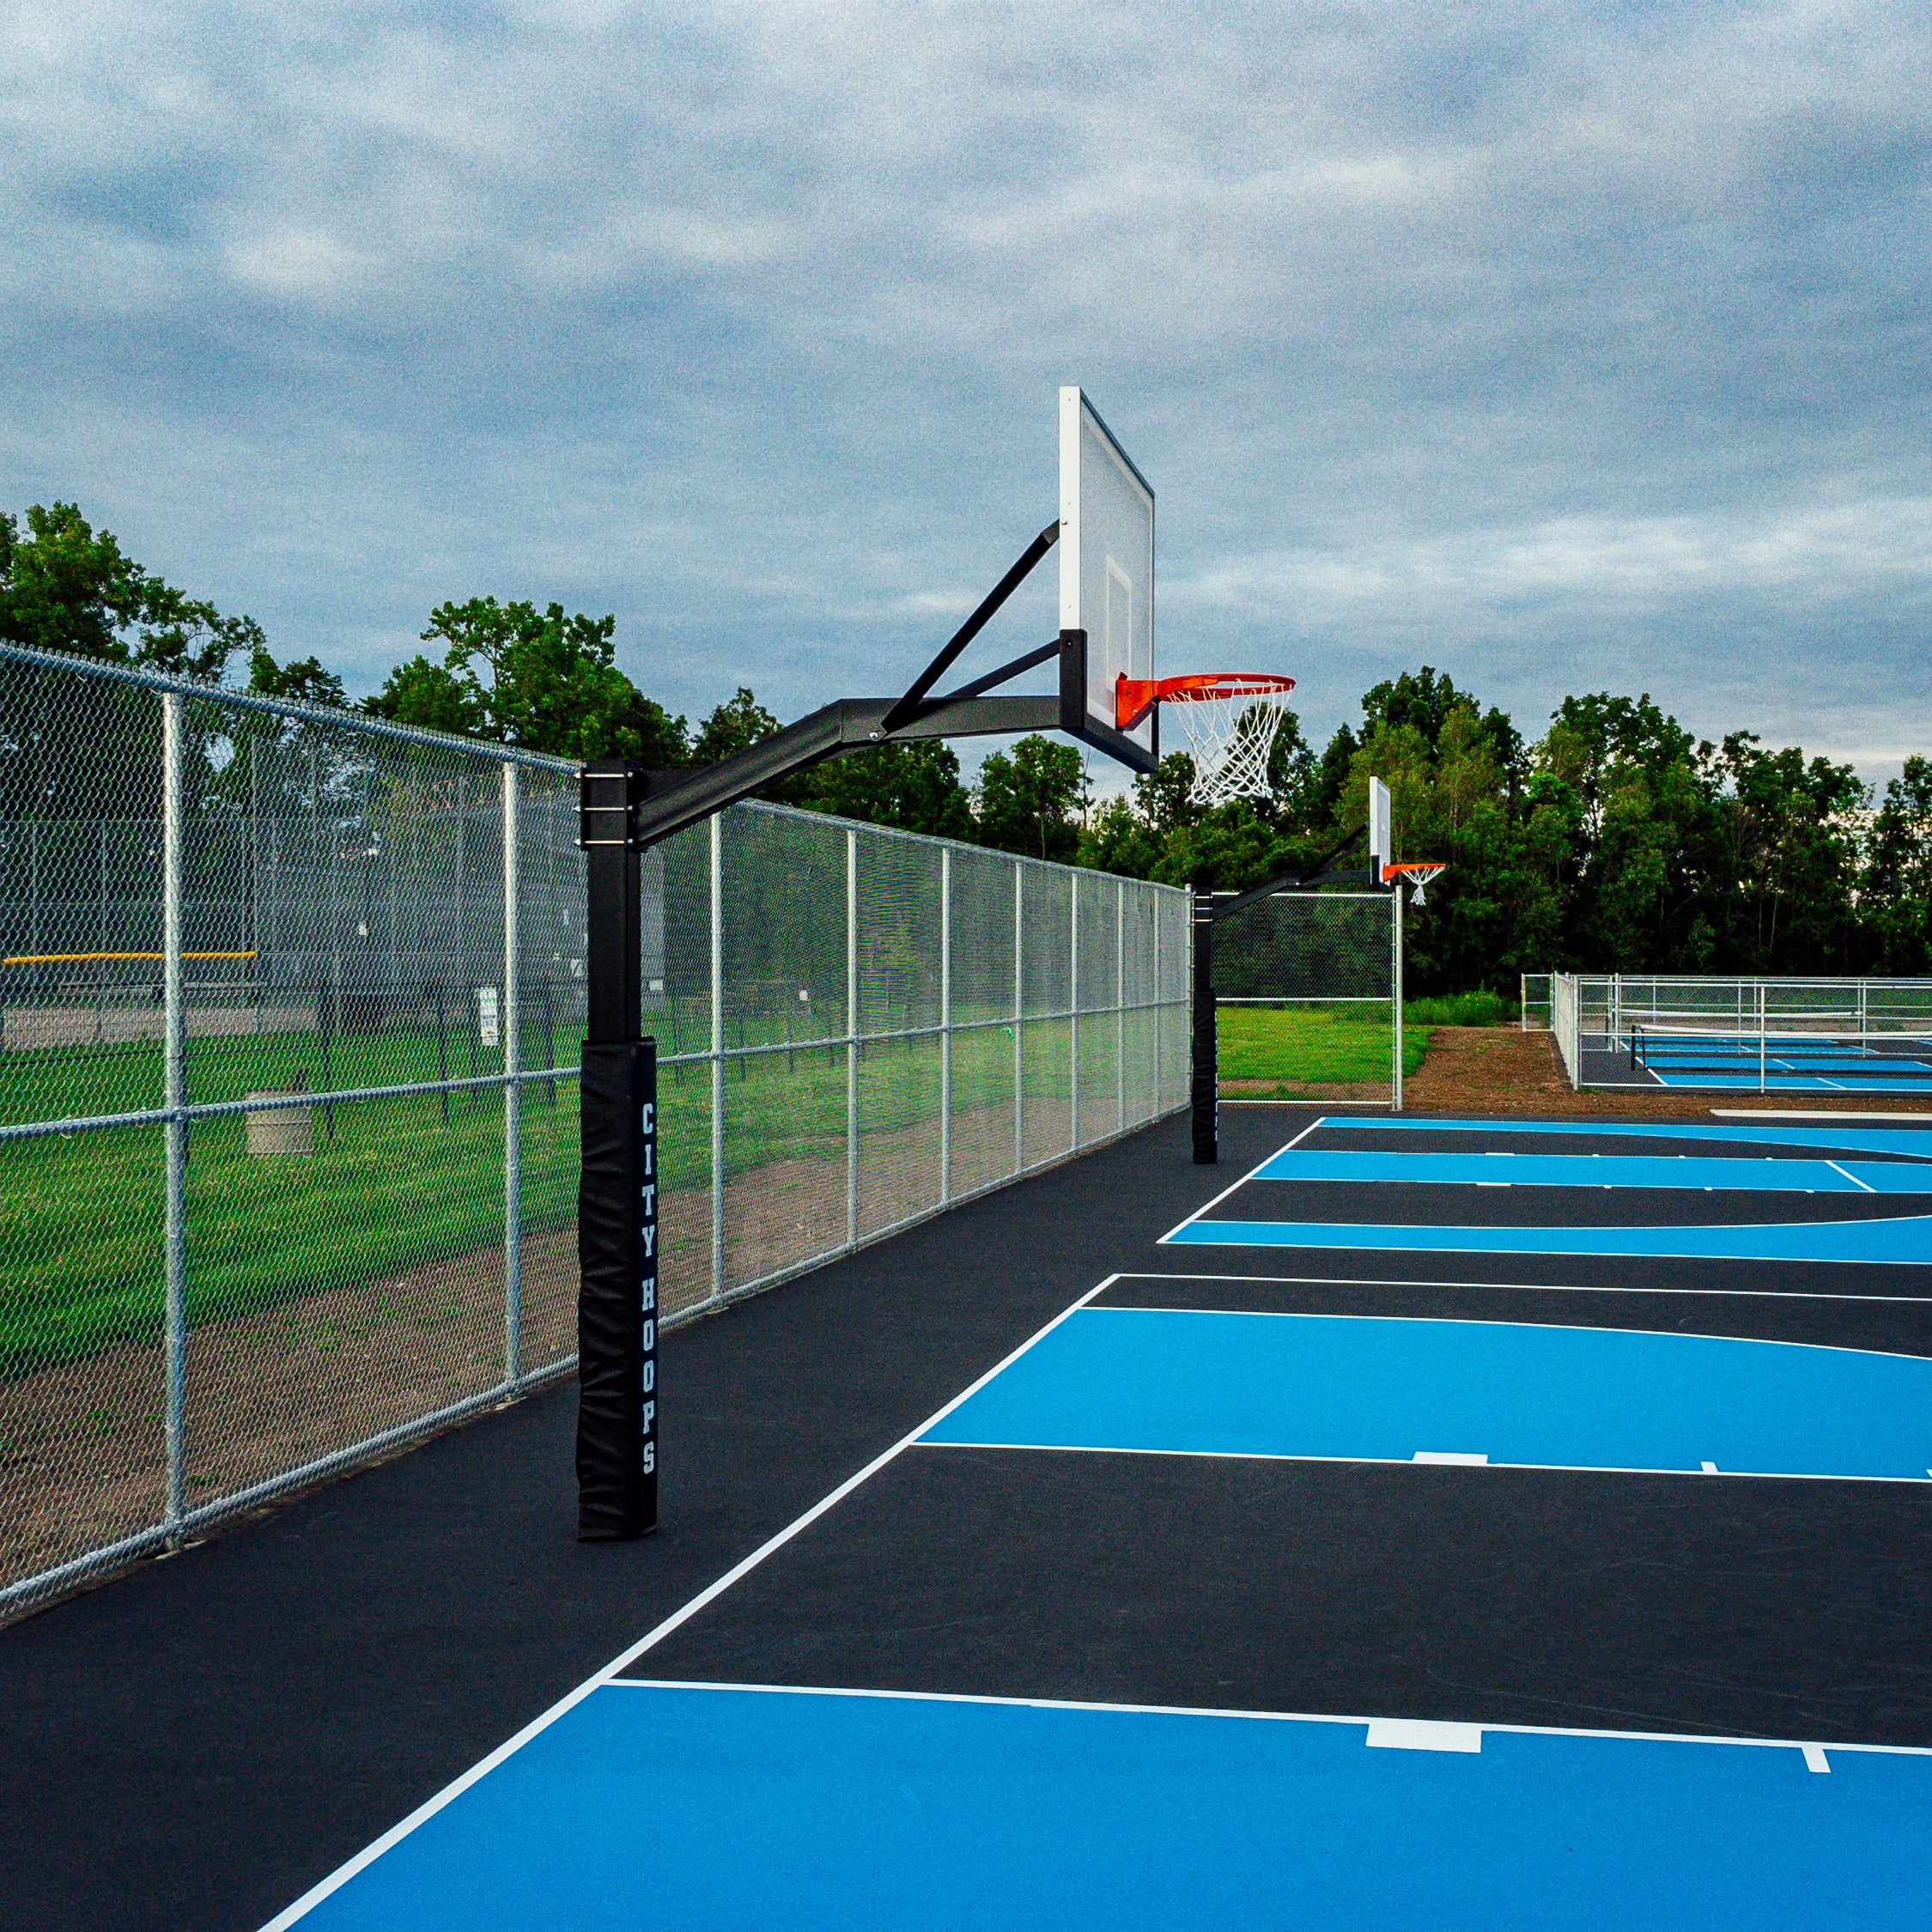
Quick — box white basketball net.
[1388,864,1446,905]
[1170,691,1296,805]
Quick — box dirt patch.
[1219,1080,1394,1103]
[1218,1027,1932,1116]
[1406,1027,1932,1117]
[0,1091,1133,1607]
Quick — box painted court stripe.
[1158,1115,1324,1242]
[1164,1214,1932,1265]
[920,1307,1932,1480]
[1109,1268,1932,1306]
[258,1278,1123,1929]
[1313,1116,1932,1161]
[1248,1149,1932,1194]
[278,1680,1932,1930]
[914,1436,1932,1487]
[612,1675,1932,1759]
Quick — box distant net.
[1629,1022,1932,1083]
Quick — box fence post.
[1151,888,1162,1117]
[161,692,187,1535]
[710,812,725,1300]
[1069,872,1080,1151]
[1190,887,1216,1163]
[1392,881,1405,1112]
[846,829,859,1244]
[1115,877,1126,1133]
[939,846,951,1205]
[501,765,521,1388]
[1013,862,1024,1175]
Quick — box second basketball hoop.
[1115,672,1297,805]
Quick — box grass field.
[1215,991,1513,1091]
[0,1011,1156,1377]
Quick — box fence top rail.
[0,640,580,774]
[2,642,1189,901]
[732,794,1191,900]
[1566,972,1932,990]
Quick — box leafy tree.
[367,597,689,763]
[975,735,1087,861]
[1,501,262,678]
[1863,757,1932,973]
[361,653,482,738]
[1361,666,1521,793]
[1078,795,1165,878]
[692,688,781,764]
[0,501,270,827]
[246,642,346,711]
[789,740,975,840]
[1712,733,1867,971]
[1301,720,1358,832]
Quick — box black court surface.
[8,1109,1932,1929]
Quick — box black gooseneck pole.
[576,762,659,1539]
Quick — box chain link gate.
[1194,889,1400,1150]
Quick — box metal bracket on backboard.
[1057,629,1159,773]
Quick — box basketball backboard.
[1369,776,1392,884]
[1060,387,1155,762]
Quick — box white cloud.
[1,0,1929,781]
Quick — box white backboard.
[1369,776,1392,884]
[1059,387,1155,753]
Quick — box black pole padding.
[576,1037,659,1540]
[1191,886,1218,1164]
[576,762,657,1540]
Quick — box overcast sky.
[5,1,1929,791]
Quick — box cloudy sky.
[4,0,1929,788]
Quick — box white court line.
[1711,1110,1932,1123]
[608,1675,1932,1763]
[1068,1298,1932,1365]
[1103,1267,1932,1307]
[1829,1161,1878,1193]
[1156,1221,1932,1268]
[1157,1115,1328,1242]
[258,1276,1121,1930]
[910,1437,1932,1487]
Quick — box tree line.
[7,500,1929,991]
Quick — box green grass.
[0,1012,1096,1379]
[1217,1003,1426,1087]
[1403,988,1518,1028]
[1212,989,1516,1096]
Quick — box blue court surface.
[261,1111,1932,1930]
[1580,1030,1932,1094]
[924,1307,1932,1479]
[1169,1114,1932,1264]
[284,1684,1932,1931]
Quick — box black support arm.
[623,694,1060,851]
[1212,829,1382,923]
[878,520,1060,736]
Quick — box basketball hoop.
[1115,673,1297,805]
[1382,860,1446,905]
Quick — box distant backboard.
[1060,387,1155,760]
[1369,776,1392,884]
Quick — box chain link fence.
[1520,972,1552,1030]
[1212,890,1399,1105]
[1550,970,1932,1091]
[0,642,1190,1616]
